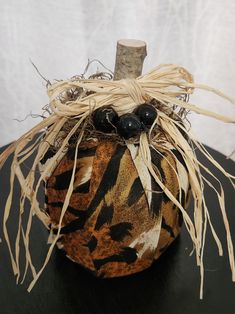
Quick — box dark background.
[0,144,234,314]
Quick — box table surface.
[0,144,234,314]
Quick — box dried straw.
[0,64,234,298]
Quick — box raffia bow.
[0,64,234,298]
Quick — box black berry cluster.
[92,103,157,139]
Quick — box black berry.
[117,113,143,139]
[135,103,157,128]
[92,106,118,133]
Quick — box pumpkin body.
[45,139,190,278]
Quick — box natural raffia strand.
[0,64,235,299]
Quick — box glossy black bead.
[135,103,157,128]
[92,106,118,133]
[117,113,143,139]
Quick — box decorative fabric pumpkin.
[0,63,234,301]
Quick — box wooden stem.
[114,39,147,80]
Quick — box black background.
[0,144,234,314]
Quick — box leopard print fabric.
[43,139,190,278]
